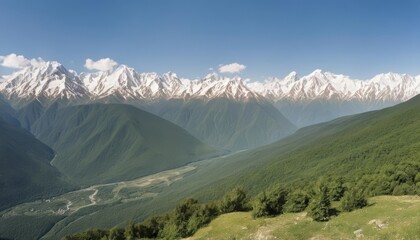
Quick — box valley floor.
[190,195,420,240]
[0,163,199,240]
[1,165,196,219]
[0,151,238,240]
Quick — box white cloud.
[84,58,118,71]
[0,53,30,68]
[218,62,246,73]
[0,53,46,69]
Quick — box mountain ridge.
[1,62,419,106]
[30,103,219,184]
[0,115,71,210]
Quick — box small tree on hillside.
[124,222,137,240]
[108,227,125,240]
[138,216,162,238]
[219,187,247,213]
[186,203,218,235]
[252,191,270,218]
[283,189,309,213]
[328,177,346,201]
[252,185,288,218]
[340,187,368,212]
[307,180,332,221]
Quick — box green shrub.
[186,203,218,235]
[158,198,219,239]
[124,223,137,240]
[328,177,346,201]
[252,185,288,218]
[340,187,368,212]
[392,183,416,195]
[307,181,332,221]
[219,187,248,213]
[252,191,270,218]
[63,228,108,240]
[284,190,309,213]
[139,215,166,238]
[108,227,124,240]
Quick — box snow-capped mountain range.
[249,69,420,102]
[1,61,419,105]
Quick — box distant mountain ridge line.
[1,61,420,104]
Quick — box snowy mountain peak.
[186,74,261,101]
[162,72,184,87]
[203,72,221,82]
[285,71,298,80]
[230,75,244,82]
[304,69,333,80]
[35,60,61,69]
[0,61,89,105]
[371,72,408,82]
[310,69,324,75]
[112,64,133,73]
[163,71,178,79]
[22,61,68,77]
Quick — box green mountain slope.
[0,96,20,127]
[165,94,420,200]
[140,98,297,151]
[273,98,399,127]
[0,118,69,210]
[31,103,218,185]
[17,99,45,131]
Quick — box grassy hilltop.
[192,196,420,240]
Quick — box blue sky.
[0,0,420,80]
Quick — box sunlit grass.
[192,196,420,240]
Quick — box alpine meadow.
[0,1,419,240]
